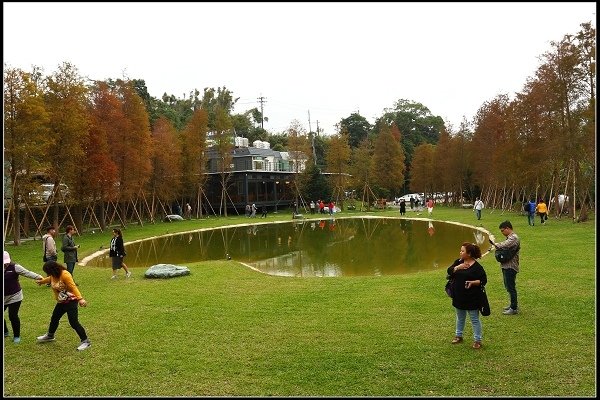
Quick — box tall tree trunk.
[23,210,30,239]
[99,201,106,230]
[11,199,20,246]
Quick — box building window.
[252,157,264,170]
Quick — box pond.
[85,217,491,277]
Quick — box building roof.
[232,147,282,158]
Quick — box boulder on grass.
[145,264,190,279]
[164,214,184,222]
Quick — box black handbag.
[479,285,491,316]
[445,275,454,298]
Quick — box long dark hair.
[42,260,66,278]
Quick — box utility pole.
[308,110,312,133]
[257,95,267,130]
[315,120,320,136]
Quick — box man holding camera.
[489,220,521,315]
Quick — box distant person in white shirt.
[473,198,484,220]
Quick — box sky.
[3,2,596,135]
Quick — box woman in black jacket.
[109,229,132,280]
[446,242,487,349]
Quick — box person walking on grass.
[446,242,487,349]
[527,199,536,226]
[61,225,80,278]
[4,251,43,344]
[110,228,131,279]
[473,198,484,220]
[426,198,434,217]
[489,220,521,315]
[536,199,548,224]
[35,260,91,351]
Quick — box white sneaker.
[77,339,91,351]
[37,333,55,342]
[126,271,132,278]
[111,275,117,280]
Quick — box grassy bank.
[3,206,596,396]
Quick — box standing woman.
[446,242,487,349]
[35,260,91,351]
[110,228,131,279]
[4,251,43,344]
[61,225,80,277]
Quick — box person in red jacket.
[426,198,434,217]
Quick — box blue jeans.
[528,213,535,226]
[66,262,76,276]
[502,268,518,310]
[455,308,482,342]
[475,209,482,220]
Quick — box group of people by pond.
[446,220,521,349]
[245,203,268,218]
[5,212,521,353]
[309,200,337,215]
[4,227,132,351]
[397,197,435,217]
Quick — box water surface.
[86,217,490,277]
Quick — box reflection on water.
[86,217,489,277]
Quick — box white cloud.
[4,2,595,134]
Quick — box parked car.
[396,193,423,204]
[29,183,69,204]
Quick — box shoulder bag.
[445,274,454,298]
[479,285,491,316]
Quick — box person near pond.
[310,201,315,214]
[61,225,80,278]
[245,204,251,218]
[319,200,325,214]
[473,198,484,220]
[426,198,434,217]
[251,204,257,218]
[4,251,43,344]
[399,199,406,216]
[536,199,548,224]
[409,196,415,210]
[110,228,131,280]
[446,242,487,349]
[185,203,192,220]
[35,260,91,351]
[42,226,58,262]
[261,205,268,218]
[489,220,520,315]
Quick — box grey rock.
[145,264,190,279]
[164,214,184,222]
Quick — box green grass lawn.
[3,206,596,396]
